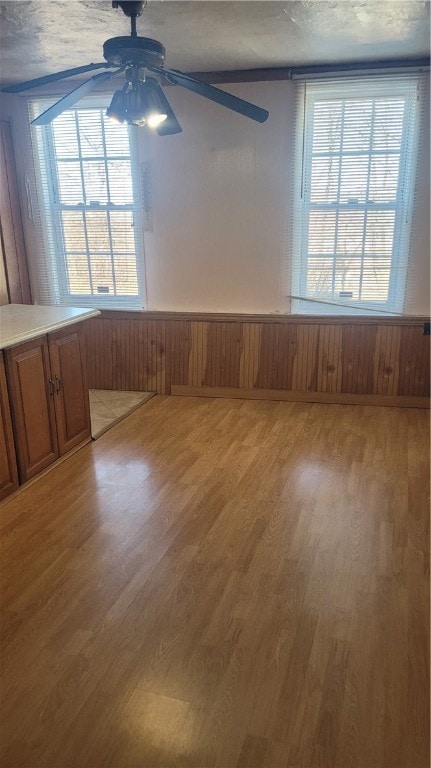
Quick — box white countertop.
[0,304,100,349]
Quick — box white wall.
[3,77,430,315]
[404,83,430,315]
[139,81,294,313]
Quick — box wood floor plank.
[0,395,429,767]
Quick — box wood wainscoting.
[0,120,31,305]
[83,312,430,407]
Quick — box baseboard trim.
[171,385,430,409]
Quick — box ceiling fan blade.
[1,63,112,94]
[147,65,269,124]
[31,71,121,126]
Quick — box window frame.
[291,75,421,316]
[31,96,147,310]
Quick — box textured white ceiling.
[0,0,429,85]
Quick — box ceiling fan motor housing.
[112,1,146,18]
[103,36,166,68]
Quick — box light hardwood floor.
[1,396,429,768]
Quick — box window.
[29,99,145,309]
[291,75,423,315]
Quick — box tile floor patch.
[90,390,155,439]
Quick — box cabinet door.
[48,325,91,455]
[5,337,59,482]
[0,352,18,500]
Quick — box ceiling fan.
[1,0,270,135]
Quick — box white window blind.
[291,73,426,315]
[28,97,146,309]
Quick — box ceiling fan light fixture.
[135,79,167,128]
[146,111,167,128]
[108,77,168,128]
[124,84,143,122]
[106,87,127,123]
[145,77,182,135]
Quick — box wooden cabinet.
[5,323,90,485]
[0,352,19,500]
[48,327,91,455]
[6,336,59,482]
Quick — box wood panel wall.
[0,120,31,305]
[83,313,430,407]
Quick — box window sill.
[89,309,429,326]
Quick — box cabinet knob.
[55,376,62,393]
[48,378,55,396]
